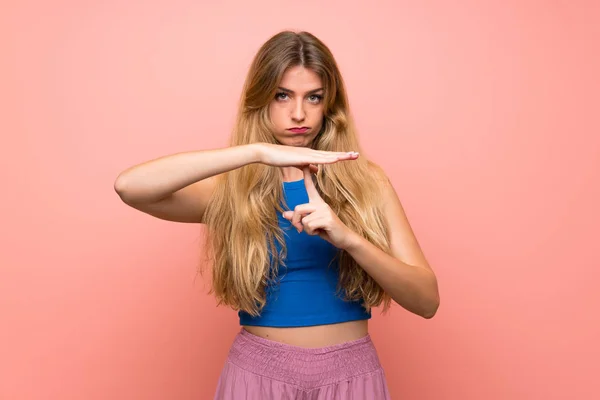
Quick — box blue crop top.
[238,178,371,327]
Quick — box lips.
[288,127,309,134]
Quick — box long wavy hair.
[201,31,392,316]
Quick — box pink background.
[1,1,599,399]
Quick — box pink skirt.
[214,328,391,400]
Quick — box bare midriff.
[242,319,369,348]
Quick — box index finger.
[302,165,322,202]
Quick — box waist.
[226,327,382,389]
[242,319,368,348]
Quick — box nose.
[291,98,305,122]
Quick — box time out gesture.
[253,143,359,250]
[282,165,357,250]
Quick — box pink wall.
[1,1,598,399]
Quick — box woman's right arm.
[114,144,262,223]
[114,143,358,223]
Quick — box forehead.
[279,66,323,92]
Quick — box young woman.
[115,30,440,400]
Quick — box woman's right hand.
[255,143,359,170]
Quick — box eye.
[275,92,289,101]
[308,94,323,104]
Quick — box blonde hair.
[201,31,392,316]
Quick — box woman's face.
[268,66,325,147]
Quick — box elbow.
[421,294,440,319]
[114,175,128,200]
[422,303,439,319]
[422,297,440,319]
[114,174,136,204]
[421,272,440,319]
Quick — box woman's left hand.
[282,166,357,250]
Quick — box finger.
[324,151,359,160]
[318,150,359,157]
[314,153,359,165]
[293,164,319,173]
[336,151,360,160]
[292,203,317,230]
[282,204,317,232]
[302,215,327,236]
[282,210,301,231]
[303,166,322,202]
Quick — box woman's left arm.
[283,165,440,318]
[343,173,440,319]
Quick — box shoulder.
[365,160,401,209]
[366,160,392,188]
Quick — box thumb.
[303,165,322,201]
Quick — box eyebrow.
[277,87,324,94]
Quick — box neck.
[280,167,303,182]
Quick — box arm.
[114,144,261,223]
[344,173,440,319]
[114,143,357,223]
[281,165,440,318]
